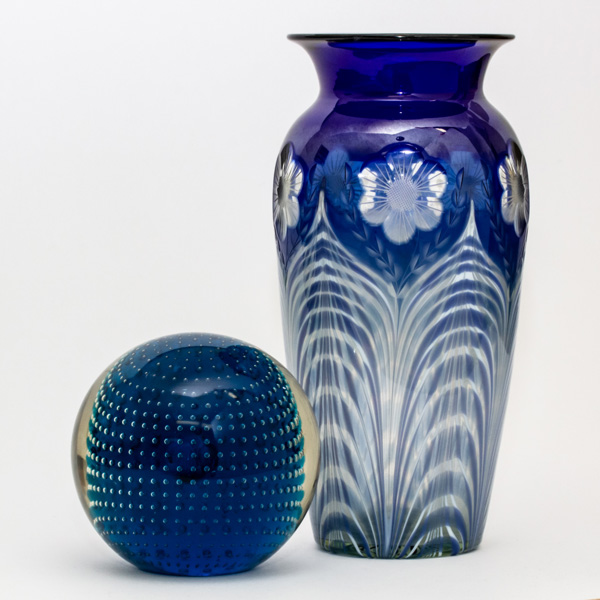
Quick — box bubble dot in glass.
[72,333,319,576]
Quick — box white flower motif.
[499,140,529,236]
[358,148,447,244]
[273,143,303,240]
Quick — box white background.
[1,1,599,598]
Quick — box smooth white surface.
[1,1,599,598]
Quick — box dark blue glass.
[275,34,528,558]
[73,333,318,575]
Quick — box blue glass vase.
[274,34,528,558]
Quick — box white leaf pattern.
[280,195,520,557]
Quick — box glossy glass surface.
[73,333,319,576]
[275,35,528,558]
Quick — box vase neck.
[291,35,513,102]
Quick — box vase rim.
[288,33,515,42]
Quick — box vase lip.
[288,33,515,42]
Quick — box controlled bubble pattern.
[73,333,319,576]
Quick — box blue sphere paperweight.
[72,333,319,576]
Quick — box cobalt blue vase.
[273,34,528,558]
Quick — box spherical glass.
[72,333,319,576]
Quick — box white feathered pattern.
[280,192,521,557]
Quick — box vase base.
[317,537,479,559]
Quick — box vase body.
[273,34,528,558]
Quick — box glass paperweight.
[72,333,319,576]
